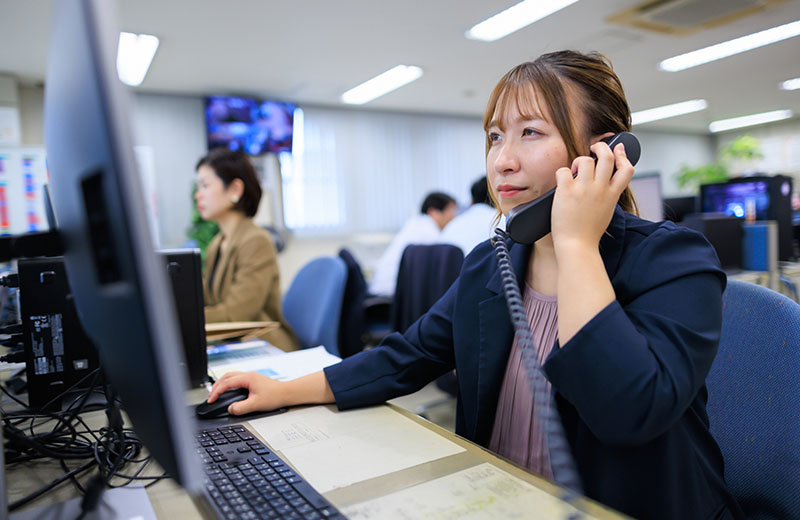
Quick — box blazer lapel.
[211,218,250,301]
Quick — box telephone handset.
[505,131,641,245]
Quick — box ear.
[228,178,245,199]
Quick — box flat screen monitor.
[205,96,296,155]
[44,0,201,494]
[701,180,770,220]
[628,172,664,222]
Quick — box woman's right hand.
[207,371,286,416]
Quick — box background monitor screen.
[701,180,770,220]
[205,96,295,155]
[44,0,201,493]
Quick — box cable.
[491,228,584,496]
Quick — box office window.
[282,106,485,233]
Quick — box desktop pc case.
[18,251,208,409]
[700,175,794,261]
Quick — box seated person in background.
[195,148,299,351]
[439,175,498,255]
[367,192,457,297]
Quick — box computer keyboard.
[196,424,345,519]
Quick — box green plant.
[675,162,729,190]
[720,134,764,162]
[674,135,763,191]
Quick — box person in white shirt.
[440,176,498,255]
[368,192,457,297]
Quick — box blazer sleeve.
[325,275,459,409]
[204,231,277,323]
[544,226,726,445]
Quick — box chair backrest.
[707,279,800,519]
[282,256,347,357]
[337,248,367,358]
[391,244,464,333]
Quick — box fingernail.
[617,143,625,152]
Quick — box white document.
[209,345,340,381]
[342,462,590,520]
[249,405,465,493]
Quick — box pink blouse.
[488,284,558,479]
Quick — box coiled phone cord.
[491,227,584,496]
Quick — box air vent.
[607,0,788,35]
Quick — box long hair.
[483,50,638,216]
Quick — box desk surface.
[6,386,628,519]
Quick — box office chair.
[392,244,464,333]
[706,279,800,519]
[392,244,464,417]
[282,256,347,357]
[337,249,392,357]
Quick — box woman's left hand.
[550,140,634,253]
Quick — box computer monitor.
[700,175,794,261]
[44,0,201,495]
[628,172,664,222]
[663,195,697,223]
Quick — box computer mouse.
[195,387,249,419]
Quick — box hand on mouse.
[208,370,337,415]
[208,371,285,415]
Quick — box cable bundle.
[1,368,167,512]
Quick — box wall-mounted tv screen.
[205,96,296,155]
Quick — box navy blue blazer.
[325,206,741,519]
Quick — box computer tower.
[680,214,743,270]
[160,249,208,387]
[700,175,794,261]
[17,257,100,410]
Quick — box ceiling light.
[631,99,708,125]
[465,0,579,42]
[341,65,423,105]
[117,32,159,86]
[659,20,800,72]
[779,77,800,91]
[709,110,793,133]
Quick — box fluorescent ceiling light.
[779,77,800,91]
[341,65,423,105]
[631,99,708,125]
[465,0,579,42]
[117,32,160,86]
[659,20,800,72]
[709,109,793,133]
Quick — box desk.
[5,386,629,519]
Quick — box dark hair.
[471,176,491,206]
[195,148,262,217]
[482,50,637,215]
[420,192,456,214]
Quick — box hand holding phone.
[505,132,641,245]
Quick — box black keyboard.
[196,424,345,519]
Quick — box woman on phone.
[207,51,740,519]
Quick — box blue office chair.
[706,279,800,519]
[282,256,347,357]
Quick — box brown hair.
[482,50,638,215]
[196,148,262,217]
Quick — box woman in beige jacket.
[195,148,299,351]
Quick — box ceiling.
[2,0,800,134]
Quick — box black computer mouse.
[196,387,249,419]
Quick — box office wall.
[715,119,800,191]
[129,93,207,247]
[633,130,717,196]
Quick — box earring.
[231,196,240,204]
